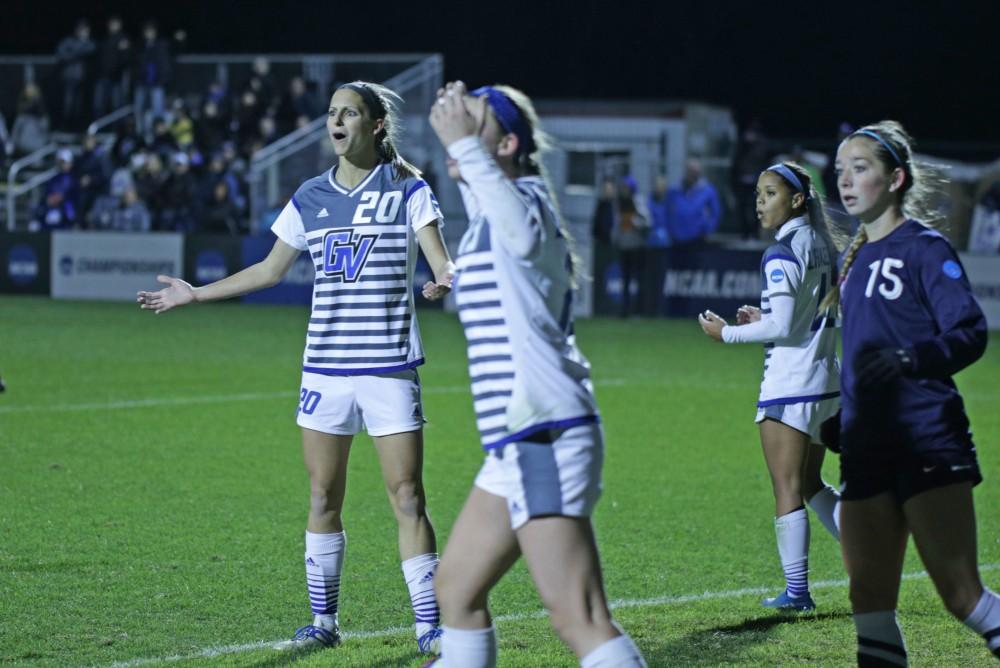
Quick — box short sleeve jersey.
[271,163,442,375]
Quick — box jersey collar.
[776,216,808,240]
[328,163,383,197]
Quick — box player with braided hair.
[827,120,997,666]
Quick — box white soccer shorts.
[755,396,839,442]
[474,422,604,530]
[295,369,424,437]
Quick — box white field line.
[0,380,642,416]
[99,563,1000,668]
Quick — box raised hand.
[428,81,478,147]
[137,275,196,314]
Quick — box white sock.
[854,610,907,666]
[964,588,1000,657]
[580,634,648,667]
[305,530,345,628]
[775,508,809,598]
[436,625,496,668]
[807,484,841,541]
[402,552,441,638]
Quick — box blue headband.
[470,86,536,156]
[854,129,903,165]
[765,163,804,193]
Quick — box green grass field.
[2,295,998,667]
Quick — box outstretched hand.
[698,310,727,342]
[428,81,478,148]
[422,270,454,301]
[137,275,196,314]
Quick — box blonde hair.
[339,81,421,181]
[489,84,584,284]
[820,120,948,311]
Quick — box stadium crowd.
[5,16,325,234]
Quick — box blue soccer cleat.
[762,590,816,612]
[273,623,341,651]
[418,626,443,655]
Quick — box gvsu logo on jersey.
[323,229,379,282]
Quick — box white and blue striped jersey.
[722,217,840,406]
[448,136,599,451]
[271,162,442,375]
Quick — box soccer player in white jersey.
[699,162,843,612]
[138,81,454,655]
[423,81,647,668]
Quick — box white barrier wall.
[961,253,1000,331]
[51,232,183,301]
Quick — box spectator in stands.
[55,19,95,128]
[665,159,721,247]
[75,133,111,218]
[242,57,277,114]
[29,149,79,231]
[170,100,195,149]
[111,115,143,168]
[158,152,198,231]
[591,176,616,244]
[149,116,178,162]
[733,119,770,239]
[199,180,242,235]
[277,76,320,132]
[87,185,151,232]
[133,151,167,224]
[234,90,264,153]
[134,21,171,136]
[195,99,229,154]
[10,83,50,157]
[612,175,650,317]
[198,151,243,207]
[93,15,132,117]
[647,174,671,248]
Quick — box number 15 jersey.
[272,163,443,375]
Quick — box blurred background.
[1,0,997,323]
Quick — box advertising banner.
[51,231,183,301]
[0,232,51,295]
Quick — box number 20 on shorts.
[298,388,322,415]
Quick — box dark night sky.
[4,0,998,150]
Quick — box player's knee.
[434,566,486,615]
[309,485,339,517]
[389,479,424,520]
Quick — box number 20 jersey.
[271,163,442,375]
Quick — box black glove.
[855,347,916,386]
[819,410,841,454]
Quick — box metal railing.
[87,104,134,136]
[6,143,59,230]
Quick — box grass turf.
[1,296,998,667]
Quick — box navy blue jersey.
[840,220,987,457]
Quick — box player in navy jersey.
[138,81,454,655]
[823,120,998,665]
[700,161,844,612]
[423,81,646,668]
